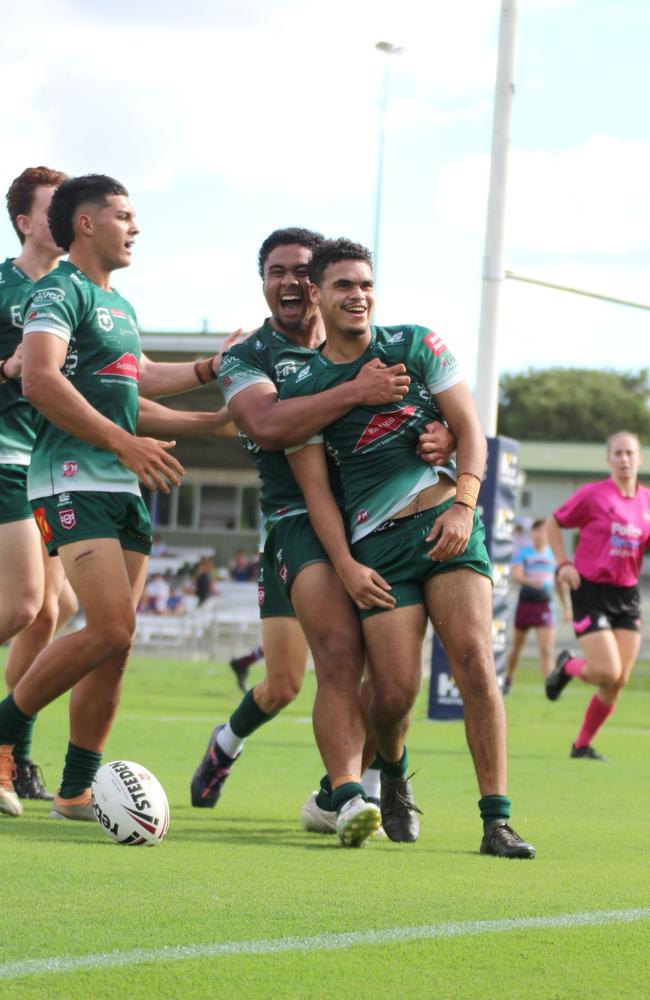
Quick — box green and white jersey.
[0,257,35,464]
[218,319,342,531]
[22,261,141,500]
[280,324,462,543]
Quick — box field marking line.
[2,907,649,981]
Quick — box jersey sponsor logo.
[57,493,71,505]
[95,307,114,331]
[356,509,369,524]
[611,521,641,538]
[110,308,126,317]
[389,331,404,343]
[32,286,65,305]
[258,584,265,606]
[279,563,288,584]
[424,331,446,355]
[33,507,53,543]
[62,460,79,478]
[59,508,76,530]
[274,361,300,383]
[222,375,233,388]
[94,353,140,382]
[296,366,312,382]
[353,404,416,453]
[10,304,22,328]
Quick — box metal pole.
[373,41,405,317]
[474,0,518,435]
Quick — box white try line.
[2,908,649,981]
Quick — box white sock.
[361,767,381,801]
[216,724,245,759]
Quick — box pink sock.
[574,695,614,748]
[564,657,587,678]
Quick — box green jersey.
[280,324,462,543]
[218,319,342,531]
[0,258,35,464]
[22,261,141,500]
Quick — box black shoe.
[190,725,240,808]
[380,772,422,843]
[545,650,574,701]
[502,676,512,696]
[480,820,536,859]
[571,743,608,761]
[229,658,250,693]
[13,759,54,801]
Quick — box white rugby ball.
[91,760,170,846]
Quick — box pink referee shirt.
[554,478,650,587]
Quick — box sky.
[1,0,648,389]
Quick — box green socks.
[229,690,275,739]
[332,782,366,814]
[479,794,512,833]
[0,693,33,746]
[12,713,37,763]
[315,774,333,811]
[376,747,409,779]
[59,742,102,799]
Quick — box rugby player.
[0,174,233,820]
[191,228,454,846]
[545,431,650,760]
[0,167,70,805]
[280,237,536,858]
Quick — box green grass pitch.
[1,651,649,999]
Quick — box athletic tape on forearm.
[455,473,481,510]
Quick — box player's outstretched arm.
[137,398,237,437]
[425,380,486,561]
[286,444,395,610]
[22,332,184,493]
[139,328,245,398]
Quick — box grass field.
[1,651,649,999]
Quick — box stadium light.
[373,40,405,316]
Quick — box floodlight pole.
[373,41,405,317]
[474,0,518,435]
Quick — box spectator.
[229,549,258,582]
[166,586,186,616]
[194,557,216,606]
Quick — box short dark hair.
[6,166,68,243]
[532,518,546,530]
[48,174,129,252]
[308,237,373,286]
[257,227,324,278]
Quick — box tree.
[497,368,650,442]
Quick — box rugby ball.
[91,760,170,846]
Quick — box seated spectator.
[166,586,186,616]
[193,557,217,605]
[141,572,170,614]
[151,534,168,556]
[229,549,258,582]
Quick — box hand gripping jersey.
[0,258,36,464]
[217,320,342,532]
[22,261,142,499]
[554,478,650,587]
[280,325,462,542]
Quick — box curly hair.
[257,227,324,278]
[308,237,373,286]
[48,174,129,252]
[6,166,68,243]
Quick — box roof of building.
[519,440,650,479]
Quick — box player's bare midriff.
[393,472,456,519]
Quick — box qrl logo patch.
[62,460,79,477]
[96,307,114,331]
[33,507,53,543]
[258,585,265,607]
[59,509,76,530]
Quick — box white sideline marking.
[2,908,649,981]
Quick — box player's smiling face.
[91,194,140,271]
[312,259,374,338]
[263,244,315,334]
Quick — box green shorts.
[352,497,492,620]
[31,491,152,557]
[0,464,32,524]
[260,513,330,618]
